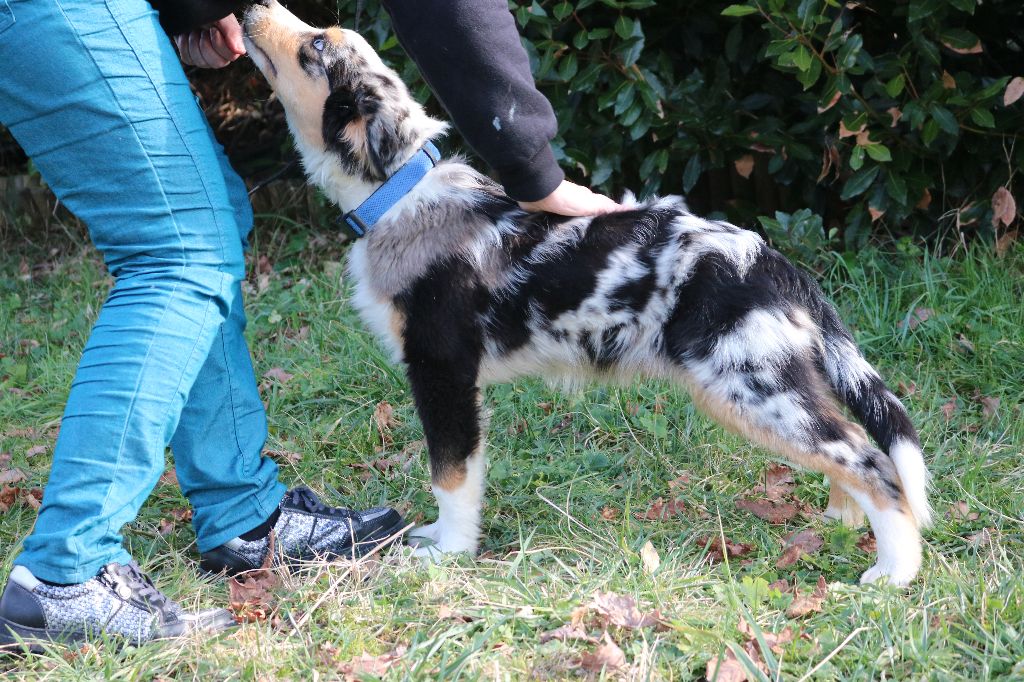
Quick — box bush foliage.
[326,0,1022,252]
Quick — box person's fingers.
[214,15,246,56]
[175,32,196,66]
[518,180,624,216]
[205,26,236,66]
[189,30,214,68]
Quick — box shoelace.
[104,562,171,612]
[285,486,354,518]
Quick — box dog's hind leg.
[693,382,921,585]
[824,482,866,528]
[685,349,922,586]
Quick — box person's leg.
[0,0,256,584]
[170,279,287,553]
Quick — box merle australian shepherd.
[242,0,931,585]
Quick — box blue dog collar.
[338,141,441,239]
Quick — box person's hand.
[518,180,623,216]
[174,16,245,69]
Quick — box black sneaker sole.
[0,613,237,654]
[0,616,84,654]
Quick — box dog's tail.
[818,306,932,527]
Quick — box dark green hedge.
[323,0,1023,253]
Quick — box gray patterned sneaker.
[0,562,235,652]
[199,486,405,575]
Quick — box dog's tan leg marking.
[409,444,485,558]
[432,462,467,493]
[824,482,866,527]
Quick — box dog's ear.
[322,85,410,180]
[321,88,367,149]
[365,107,412,181]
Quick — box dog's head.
[243,0,445,187]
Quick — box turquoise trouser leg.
[0,0,285,583]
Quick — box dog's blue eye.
[312,37,325,52]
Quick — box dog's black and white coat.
[243,0,931,585]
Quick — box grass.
[1,210,1023,680]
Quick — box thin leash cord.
[354,0,364,32]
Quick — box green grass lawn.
[1,212,1022,680]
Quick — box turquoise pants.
[0,0,286,583]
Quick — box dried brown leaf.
[966,527,995,546]
[0,468,27,485]
[941,39,982,54]
[856,532,877,553]
[637,496,686,521]
[705,648,749,682]
[899,307,933,331]
[897,381,917,396]
[992,186,1017,228]
[751,464,795,500]
[549,414,573,434]
[995,230,1018,257]
[22,488,43,510]
[266,449,303,464]
[948,501,980,521]
[980,395,1000,419]
[589,592,662,629]
[776,529,824,568]
[339,645,408,680]
[25,445,48,458]
[169,507,193,523]
[940,398,958,421]
[699,535,756,563]
[263,367,294,384]
[1005,77,1024,106]
[667,472,692,491]
[539,623,598,644]
[838,120,865,139]
[158,468,178,487]
[817,90,842,114]
[736,498,799,524]
[600,505,620,521]
[228,532,280,622]
[786,576,828,618]
[917,188,933,210]
[640,540,661,574]
[734,155,755,180]
[579,633,627,673]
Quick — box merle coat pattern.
[243,0,931,586]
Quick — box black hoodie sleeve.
[382,0,564,202]
[148,0,244,36]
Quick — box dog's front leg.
[404,355,486,558]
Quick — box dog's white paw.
[408,522,441,545]
[407,521,477,560]
[859,560,919,587]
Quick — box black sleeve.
[148,0,244,36]
[382,0,564,202]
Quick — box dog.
[242,0,931,586]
